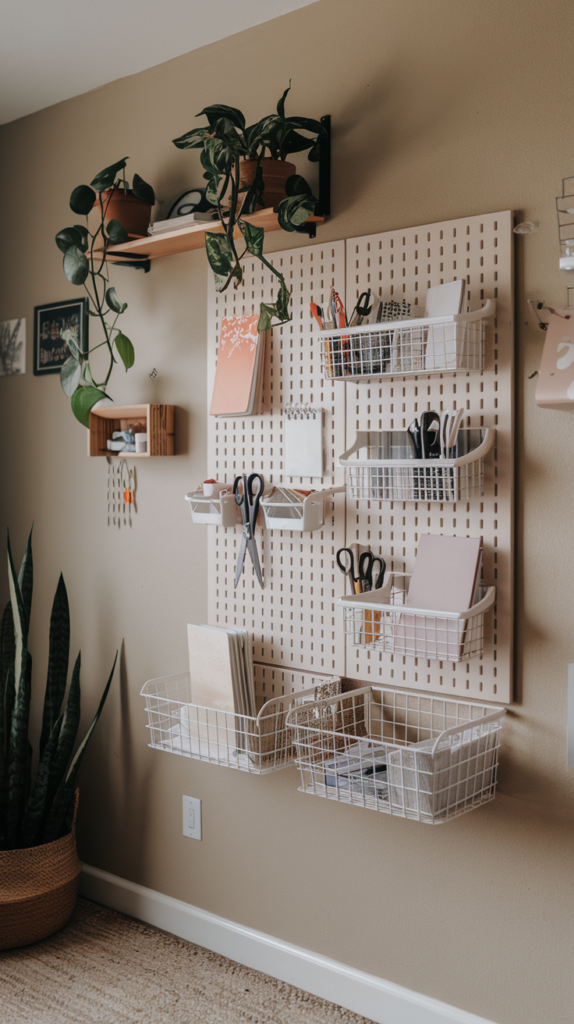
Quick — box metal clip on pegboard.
[260,486,345,532]
[185,489,238,527]
[285,685,506,824]
[339,573,495,663]
[141,668,341,774]
[339,429,493,503]
[318,299,496,382]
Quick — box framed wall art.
[0,318,26,376]
[33,298,88,376]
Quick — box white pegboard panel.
[343,211,513,703]
[207,242,347,676]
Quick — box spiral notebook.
[284,404,324,478]
[210,314,266,417]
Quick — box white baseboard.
[80,865,495,1024]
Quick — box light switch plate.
[182,795,201,840]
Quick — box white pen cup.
[135,432,148,453]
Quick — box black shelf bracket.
[293,113,331,237]
[108,253,151,273]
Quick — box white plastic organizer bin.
[339,428,493,502]
[285,685,505,823]
[318,299,495,382]
[185,490,238,527]
[260,486,345,531]
[141,668,341,774]
[339,573,495,663]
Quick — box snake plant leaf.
[106,287,127,314]
[115,333,135,371]
[71,386,108,428]
[239,219,264,257]
[46,652,81,808]
[106,219,129,245]
[6,651,32,849]
[205,232,235,281]
[7,532,26,684]
[197,104,246,130]
[70,184,96,215]
[60,356,82,398]
[17,527,33,637]
[63,245,89,286]
[241,165,265,215]
[285,174,313,198]
[42,651,117,844]
[20,713,63,848]
[276,81,291,119]
[172,126,211,149]
[277,193,317,233]
[39,573,70,760]
[0,602,15,708]
[90,158,128,193]
[55,226,83,253]
[132,173,155,206]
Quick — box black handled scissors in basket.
[358,552,386,592]
[233,473,264,589]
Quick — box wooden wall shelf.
[88,404,175,457]
[105,208,324,263]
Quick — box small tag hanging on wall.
[107,457,137,528]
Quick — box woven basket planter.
[0,793,81,950]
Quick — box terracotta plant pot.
[239,159,296,210]
[0,795,81,950]
[94,188,152,238]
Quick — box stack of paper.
[186,623,255,718]
[148,210,219,235]
[210,314,266,417]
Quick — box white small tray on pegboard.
[260,485,345,532]
[185,489,238,527]
[285,685,505,824]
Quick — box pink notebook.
[210,314,261,417]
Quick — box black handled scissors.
[336,547,362,593]
[233,473,264,589]
[358,552,386,592]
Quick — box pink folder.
[210,314,260,417]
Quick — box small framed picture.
[33,298,88,376]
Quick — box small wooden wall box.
[88,404,175,457]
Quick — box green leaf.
[17,528,33,638]
[106,219,129,245]
[60,356,82,398]
[70,184,96,215]
[205,232,235,279]
[239,219,264,257]
[0,602,15,711]
[40,574,70,760]
[115,333,134,371]
[276,81,291,120]
[63,245,89,286]
[55,226,83,254]
[285,174,313,198]
[46,652,81,810]
[204,172,221,206]
[241,164,265,214]
[90,157,128,193]
[132,173,155,205]
[106,287,127,314]
[277,193,317,232]
[71,386,108,428]
[257,279,292,332]
[73,224,89,252]
[61,328,80,359]
[172,126,211,150]
[7,532,26,687]
[6,651,32,848]
[197,104,245,130]
[20,713,63,848]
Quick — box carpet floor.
[0,898,374,1024]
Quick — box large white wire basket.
[285,685,505,823]
[318,299,495,382]
[339,429,493,502]
[141,669,341,774]
[339,573,495,663]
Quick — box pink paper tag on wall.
[535,309,574,412]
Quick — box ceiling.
[0,0,320,125]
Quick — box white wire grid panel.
[207,242,347,676]
[344,212,513,703]
[141,666,342,774]
[285,686,505,823]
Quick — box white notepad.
[284,404,324,478]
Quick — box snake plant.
[0,527,117,850]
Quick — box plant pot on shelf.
[0,791,81,950]
[239,159,296,209]
[94,188,152,237]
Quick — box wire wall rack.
[285,685,506,823]
[260,486,345,532]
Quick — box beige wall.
[1,2,574,1022]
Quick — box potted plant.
[173,83,327,330]
[55,158,155,426]
[0,528,117,949]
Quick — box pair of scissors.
[336,548,386,593]
[233,473,264,589]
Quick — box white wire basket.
[339,573,495,663]
[260,486,345,531]
[185,490,239,526]
[140,669,342,774]
[285,685,505,823]
[318,299,495,382]
[339,429,493,502]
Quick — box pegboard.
[206,211,513,705]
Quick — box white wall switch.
[182,795,202,840]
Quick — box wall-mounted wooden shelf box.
[104,207,324,264]
[88,404,175,457]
